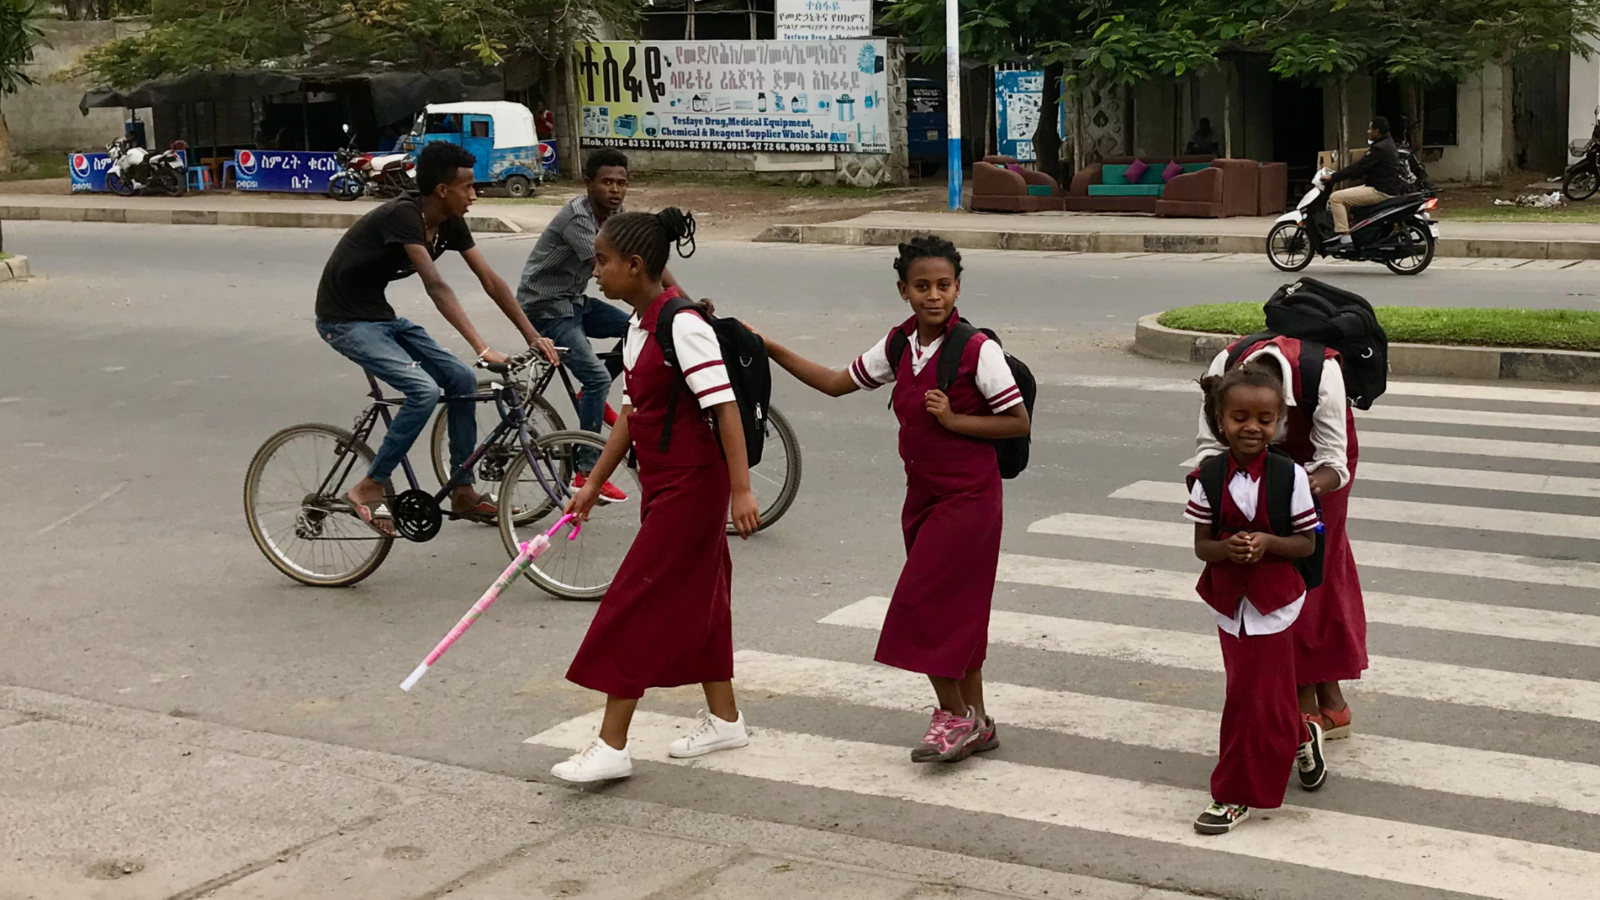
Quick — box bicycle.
[425,345,803,536]
[243,349,642,597]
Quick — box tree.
[0,0,48,174]
[78,0,642,88]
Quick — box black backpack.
[654,296,772,466]
[887,319,1036,479]
[1191,447,1324,590]
[1226,277,1387,411]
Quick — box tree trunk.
[1223,63,1234,158]
[0,102,17,175]
[982,68,994,160]
[1337,80,1349,164]
[1032,61,1065,183]
[562,37,583,179]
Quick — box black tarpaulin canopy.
[80,67,501,123]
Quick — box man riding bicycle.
[515,149,687,502]
[316,141,559,536]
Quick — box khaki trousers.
[1329,186,1389,233]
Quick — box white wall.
[1427,65,1513,183]
[7,20,146,153]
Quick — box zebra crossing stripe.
[732,650,1600,818]
[996,554,1600,648]
[526,710,1600,900]
[1110,480,1600,542]
[1044,374,1600,407]
[1363,405,1600,435]
[1352,462,1600,499]
[1027,512,1600,590]
[1359,430,1600,465]
[822,597,1600,723]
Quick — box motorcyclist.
[1328,117,1413,245]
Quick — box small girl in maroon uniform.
[1187,362,1327,835]
[550,209,761,783]
[765,235,1030,763]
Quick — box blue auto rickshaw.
[402,102,546,198]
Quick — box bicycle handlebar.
[477,346,570,375]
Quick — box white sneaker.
[668,709,750,759]
[551,738,633,783]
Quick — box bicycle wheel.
[498,430,643,600]
[244,423,392,587]
[729,405,803,535]
[428,390,565,489]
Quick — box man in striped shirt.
[515,149,686,500]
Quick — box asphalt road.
[4,221,1600,900]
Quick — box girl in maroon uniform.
[764,235,1030,763]
[1187,362,1327,835]
[1192,336,1365,738]
[550,209,761,783]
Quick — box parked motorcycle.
[327,126,415,201]
[1563,108,1600,202]
[105,137,188,197]
[1266,167,1439,276]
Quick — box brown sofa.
[1155,159,1260,218]
[1258,162,1289,215]
[971,156,1063,212]
[1065,155,1215,213]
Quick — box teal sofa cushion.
[1025,184,1053,197]
[1087,184,1164,197]
[1103,161,1211,186]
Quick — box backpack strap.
[652,295,698,454]
[1194,453,1228,538]
[936,320,980,393]
[1263,448,1296,538]
[1297,340,1325,411]
[886,328,909,373]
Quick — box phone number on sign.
[584,138,857,152]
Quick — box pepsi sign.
[537,140,558,173]
[233,149,337,193]
[67,152,115,193]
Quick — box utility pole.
[945,0,961,210]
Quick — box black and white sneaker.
[1193,801,1250,835]
[1297,715,1327,792]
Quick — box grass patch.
[0,151,69,182]
[1159,303,1600,352]
[0,252,10,260]
[1433,204,1600,224]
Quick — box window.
[470,119,490,138]
[1423,82,1457,146]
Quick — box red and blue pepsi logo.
[538,142,557,169]
[71,154,92,178]
[236,150,258,175]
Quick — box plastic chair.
[187,166,213,191]
[220,161,237,189]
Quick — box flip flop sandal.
[448,496,504,525]
[1320,705,1353,740]
[352,500,397,537]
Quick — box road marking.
[824,597,1600,723]
[996,554,1600,648]
[1357,462,1600,499]
[1363,405,1600,434]
[1043,374,1600,407]
[1360,430,1600,465]
[732,650,1600,817]
[1029,511,1600,589]
[1110,480,1600,541]
[31,480,130,540]
[527,710,1600,900]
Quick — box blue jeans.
[530,298,631,468]
[317,318,479,486]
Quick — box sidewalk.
[0,192,556,234]
[0,683,1188,900]
[758,210,1600,260]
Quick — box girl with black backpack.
[1187,362,1328,835]
[549,209,761,783]
[762,235,1030,764]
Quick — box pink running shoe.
[911,707,981,763]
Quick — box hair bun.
[654,207,697,259]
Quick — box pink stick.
[400,514,580,691]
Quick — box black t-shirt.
[314,196,476,322]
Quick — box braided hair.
[893,234,963,281]
[1198,359,1287,445]
[597,208,697,279]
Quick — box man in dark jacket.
[1328,117,1412,243]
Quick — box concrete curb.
[1133,312,1600,383]
[0,204,520,234]
[758,222,1600,261]
[0,254,29,281]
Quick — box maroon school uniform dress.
[565,289,734,699]
[1186,453,1318,810]
[850,312,1020,679]
[1220,336,1368,685]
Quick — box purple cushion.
[1006,163,1024,175]
[1163,160,1184,182]
[1124,158,1149,183]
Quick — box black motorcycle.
[1266,165,1439,276]
[1564,110,1599,202]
